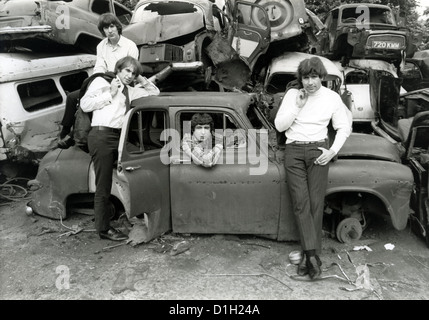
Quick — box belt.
[93,126,121,134]
[292,139,326,145]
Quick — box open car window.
[178,111,247,150]
[126,110,167,153]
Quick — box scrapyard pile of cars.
[2,0,429,247]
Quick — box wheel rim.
[336,217,363,243]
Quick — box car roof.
[334,59,399,77]
[135,0,214,7]
[0,52,96,83]
[334,3,390,10]
[133,91,254,115]
[267,52,343,83]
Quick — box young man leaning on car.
[275,57,351,280]
[57,12,151,148]
[80,56,159,241]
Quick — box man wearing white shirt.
[80,56,160,241]
[275,57,351,279]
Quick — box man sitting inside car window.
[182,113,223,168]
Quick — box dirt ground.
[1,181,429,303]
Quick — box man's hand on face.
[110,77,121,97]
[296,89,308,108]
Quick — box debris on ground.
[353,245,373,252]
[111,266,149,294]
[170,240,191,256]
[384,243,395,250]
[127,221,149,247]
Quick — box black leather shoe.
[307,255,322,279]
[297,251,308,276]
[99,228,128,241]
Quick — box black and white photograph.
[1,0,429,305]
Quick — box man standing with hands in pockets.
[275,57,351,279]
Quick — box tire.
[251,0,294,31]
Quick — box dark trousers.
[61,89,80,128]
[285,140,329,254]
[87,129,120,232]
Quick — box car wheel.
[251,0,294,31]
[336,217,363,243]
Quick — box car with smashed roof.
[122,0,272,91]
[27,86,414,244]
[0,51,95,171]
[122,0,320,91]
[0,0,132,53]
[318,3,418,67]
[334,59,406,132]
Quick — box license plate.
[371,41,401,49]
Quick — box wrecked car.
[123,0,271,91]
[334,59,406,131]
[370,70,429,247]
[318,3,418,67]
[0,51,95,167]
[28,90,413,244]
[0,0,132,53]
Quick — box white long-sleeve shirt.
[93,36,139,73]
[80,76,160,129]
[274,86,351,154]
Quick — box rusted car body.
[0,0,132,53]
[0,52,95,165]
[28,91,413,243]
[370,70,429,247]
[334,59,406,128]
[123,0,271,90]
[226,0,310,44]
[319,3,417,67]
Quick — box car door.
[230,0,271,70]
[369,69,403,141]
[168,107,281,237]
[117,107,171,240]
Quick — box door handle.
[125,165,141,172]
[172,159,191,164]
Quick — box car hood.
[123,13,205,45]
[338,133,401,162]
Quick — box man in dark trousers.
[58,12,146,148]
[274,57,351,279]
[80,56,160,241]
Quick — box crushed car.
[123,0,272,90]
[27,89,414,244]
[370,70,429,247]
[318,3,418,68]
[0,0,132,53]
[0,51,96,169]
[334,59,406,131]
[122,0,321,91]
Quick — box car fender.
[328,159,414,230]
[28,147,92,219]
